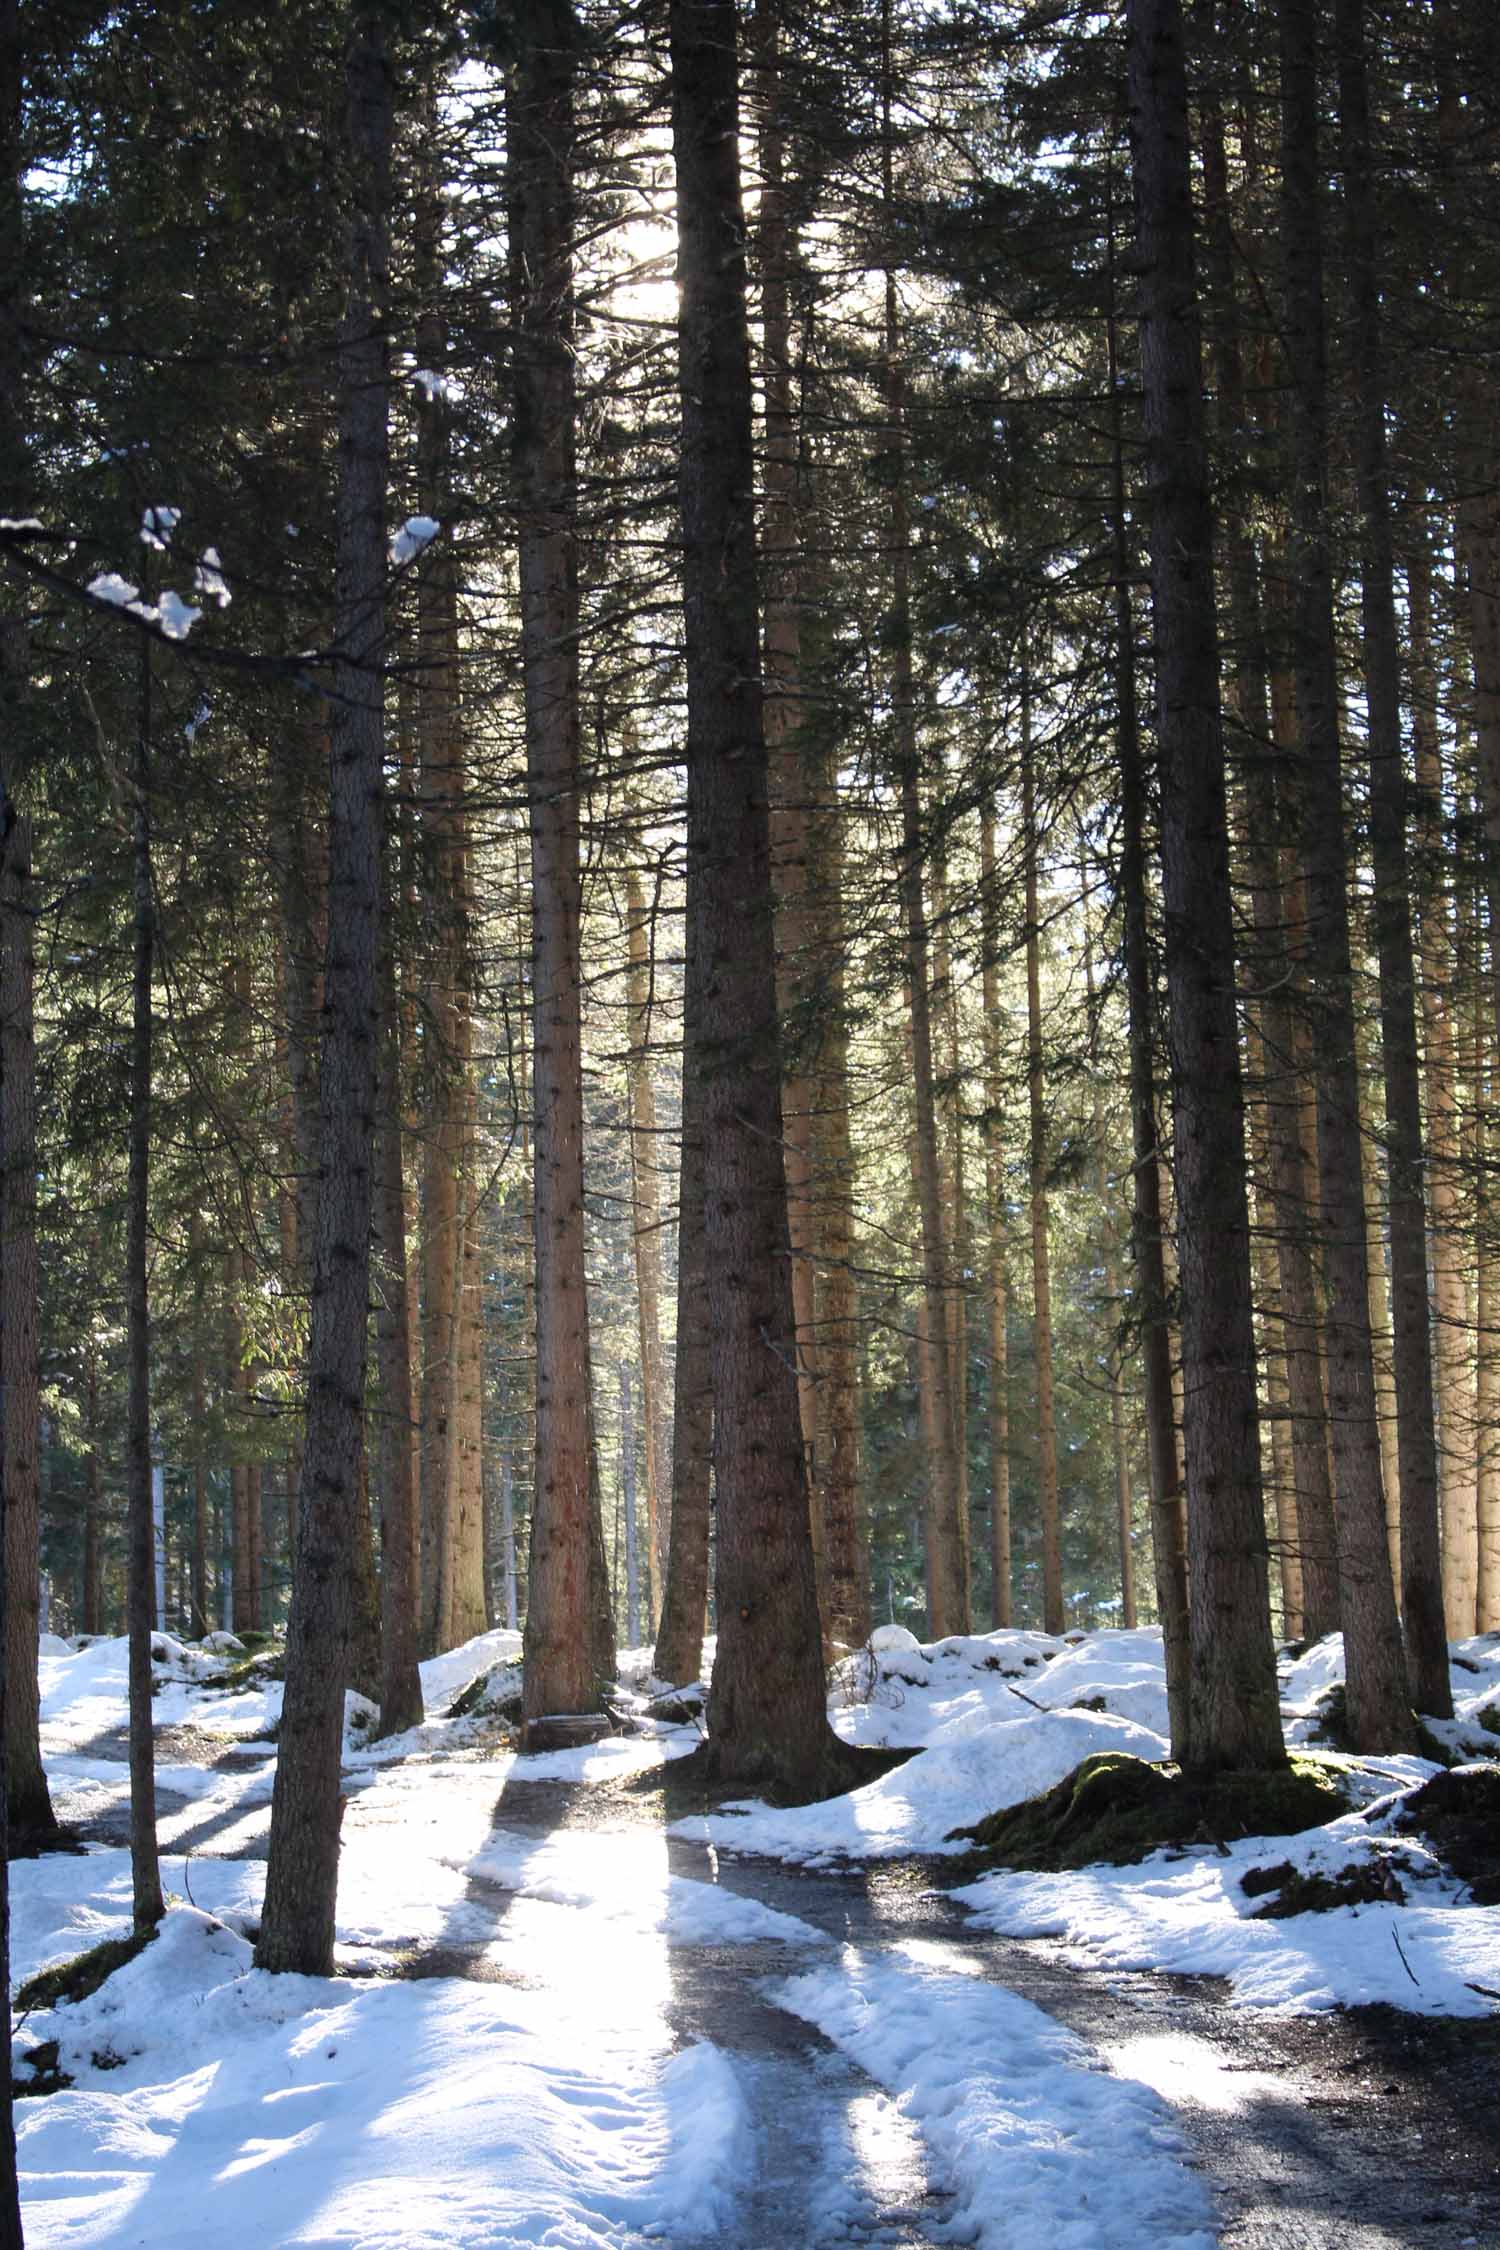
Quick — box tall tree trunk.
[272,722,323,1583]
[1279,0,1416,1748]
[653,897,712,1688]
[499,1454,519,1631]
[413,120,469,1658]
[1021,669,1063,1634]
[1409,538,1479,1637]
[0,770,54,1839]
[1474,937,1500,1631]
[890,580,963,1629]
[1336,0,1449,1717]
[449,1080,487,1645]
[126,638,163,1928]
[802,541,868,1649]
[84,1335,103,1635]
[225,1248,251,1635]
[752,0,821,1556]
[0,10,23,2212]
[1261,604,1343,1634]
[1125,0,1283,1772]
[188,1212,209,1635]
[620,1363,640,1648]
[0,4,33,2213]
[879,0,965,1638]
[1082,862,1137,1630]
[625,860,667,1618]
[669,0,853,1791]
[375,904,422,1738]
[1194,75,1340,1642]
[980,809,1012,1629]
[509,0,613,1732]
[1105,280,1189,1749]
[811,1001,869,1646]
[932,832,973,1598]
[256,6,392,1977]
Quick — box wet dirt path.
[479,1773,1500,2250]
[53,1741,1500,2248]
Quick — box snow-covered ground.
[13,1619,1500,2245]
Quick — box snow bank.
[15,1904,755,2250]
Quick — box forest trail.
[343,1765,1500,2250]
[38,1643,1500,2250]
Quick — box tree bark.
[0,767,54,1840]
[653,885,712,1689]
[125,636,162,1928]
[670,0,854,1792]
[1021,671,1063,1635]
[84,1336,104,1635]
[1279,0,1416,1748]
[980,808,1012,1630]
[256,6,391,1977]
[1,3,39,2217]
[413,119,469,1658]
[375,906,422,1738]
[1409,538,1478,1640]
[1126,0,1283,1772]
[1194,74,1340,1644]
[752,0,821,1560]
[625,860,667,1619]
[509,0,613,1732]
[1336,0,1449,1718]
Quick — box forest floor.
[12,1624,1500,2249]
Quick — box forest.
[1,0,1499,2243]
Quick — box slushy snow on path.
[13,1618,1499,2245]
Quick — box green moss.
[16,1926,157,2013]
[1392,1765,1500,1905]
[1241,1855,1404,1916]
[13,2039,70,2098]
[948,1753,1350,1870]
[204,1649,286,1694]
[445,1660,523,1722]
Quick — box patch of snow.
[155,589,200,639]
[16,1902,757,2250]
[390,514,440,566]
[777,1944,1217,2249]
[87,570,142,610]
[193,546,231,606]
[683,1706,1169,1864]
[868,1623,923,1655]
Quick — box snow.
[390,514,440,565]
[154,589,201,640]
[779,1944,1216,2249]
[139,504,179,550]
[18,1906,754,2250]
[192,545,231,606]
[86,571,143,610]
[16,1621,1500,2246]
[85,571,201,638]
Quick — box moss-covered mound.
[948,1752,1350,1870]
[1240,1855,1404,1916]
[203,1647,285,1694]
[16,1925,156,2014]
[446,1659,524,1722]
[1392,1766,1500,1905]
